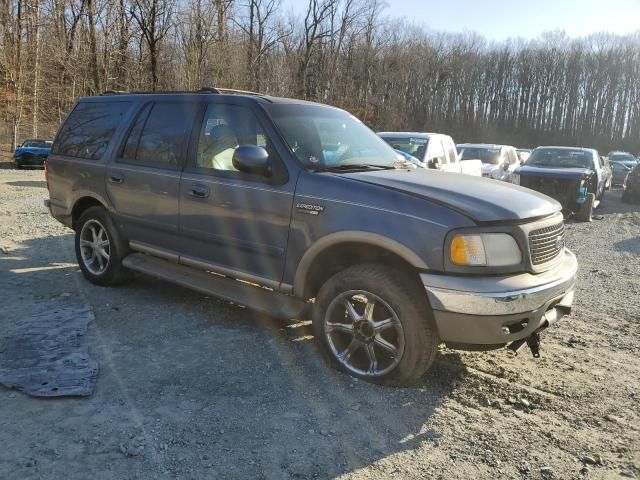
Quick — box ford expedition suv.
[46,90,577,386]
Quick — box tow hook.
[507,332,541,358]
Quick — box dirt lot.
[0,163,639,480]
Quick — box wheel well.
[300,243,422,300]
[71,197,104,230]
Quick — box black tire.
[74,206,131,286]
[312,264,439,386]
[14,162,22,170]
[576,193,595,222]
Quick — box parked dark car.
[12,139,53,168]
[45,90,577,386]
[609,152,638,186]
[517,146,606,222]
[622,163,640,203]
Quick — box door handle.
[189,184,210,198]
[108,173,124,184]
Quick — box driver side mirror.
[502,161,510,171]
[232,145,272,177]
[427,157,441,169]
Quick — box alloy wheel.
[324,290,405,377]
[79,219,111,275]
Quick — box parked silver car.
[457,143,521,183]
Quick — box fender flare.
[292,231,429,297]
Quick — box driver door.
[178,101,295,288]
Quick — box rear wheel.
[576,193,595,222]
[312,264,439,386]
[75,206,131,286]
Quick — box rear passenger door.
[106,101,198,254]
[178,101,295,289]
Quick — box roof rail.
[100,87,265,97]
[213,87,265,96]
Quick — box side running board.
[122,253,310,320]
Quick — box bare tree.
[129,0,175,90]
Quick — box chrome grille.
[528,221,565,265]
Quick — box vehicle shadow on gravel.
[1,234,469,479]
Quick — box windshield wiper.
[319,164,395,172]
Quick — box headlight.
[450,233,522,267]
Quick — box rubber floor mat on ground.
[0,301,98,397]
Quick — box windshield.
[267,104,398,169]
[459,147,502,164]
[527,149,593,169]
[21,140,50,148]
[609,153,636,163]
[379,136,429,161]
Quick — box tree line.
[1,0,639,154]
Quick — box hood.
[339,169,560,223]
[516,165,592,180]
[14,146,51,155]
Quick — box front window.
[267,104,398,169]
[527,149,593,169]
[609,153,636,163]
[459,147,502,164]
[22,140,51,148]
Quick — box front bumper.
[421,249,577,346]
[14,154,47,166]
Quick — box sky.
[284,0,640,41]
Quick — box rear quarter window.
[52,101,131,160]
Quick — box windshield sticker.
[409,138,427,144]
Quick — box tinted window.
[53,102,131,159]
[122,103,152,160]
[121,102,196,167]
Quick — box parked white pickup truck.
[378,132,482,176]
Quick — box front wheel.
[312,264,439,386]
[576,193,595,222]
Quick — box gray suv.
[46,90,577,386]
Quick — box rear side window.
[120,102,197,168]
[52,101,131,160]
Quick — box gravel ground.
[0,163,639,480]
